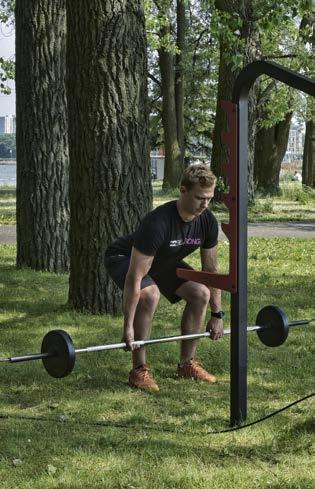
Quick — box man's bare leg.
[175,281,210,363]
[132,285,160,368]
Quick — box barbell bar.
[0,305,313,379]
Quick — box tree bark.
[158,31,182,189]
[254,112,293,195]
[175,0,186,166]
[211,0,259,202]
[302,10,314,188]
[157,0,186,189]
[67,0,151,314]
[15,0,69,272]
[302,115,315,187]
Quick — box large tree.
[67,0,152,314]
[302,6,314,188]
[147,1,218,185]
[254,111,293,194]
[156,0,186,188]
[15,0,69,272]
[254,6,313,194]
[211,0,260,202]
[302,100,315,187]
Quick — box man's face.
[180,183,215,217]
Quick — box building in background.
[283,122,305,163]
[0,115,16,134]
[150,149,165,180]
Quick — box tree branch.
[148,72,162,88]
[262,54,298,60]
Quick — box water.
[0,164,16,186]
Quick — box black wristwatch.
[211,310,225,319]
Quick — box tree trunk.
[302,10,314,188]
[302,116,315,187]
[175,0,186,166]
[211,0,259,203]
[67,0,151,314]
[254,112,293,195]
[211,45,236,192]
[15,0,69,272]
[157,1,186,189]
[158,26,182,189]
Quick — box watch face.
[212,311,224,318]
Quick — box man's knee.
[185,283,210,306]
[139,285,160,311]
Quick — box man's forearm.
[209,287,221,312]
[201,263,222,312]
[122,276,141,333]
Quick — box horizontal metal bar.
[0,352,53,363]
[289,319,314,328]
[0,318,312,364]
[75,325,262,355]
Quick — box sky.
[0,22,15,116]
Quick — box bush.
[250,199,273,214]
[280,183,315,204]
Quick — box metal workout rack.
[178,60,315,426]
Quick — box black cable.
[207,392,314,434]
[0,393,313,435]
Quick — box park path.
[0,222,314,245]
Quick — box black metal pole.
[230,96,248,426]
[230,60,315,426]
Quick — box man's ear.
[179,185,187,195]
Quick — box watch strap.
[211,310,225,319]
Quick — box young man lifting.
[105,163,224,391]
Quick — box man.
[105,163,224,391]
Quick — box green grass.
[0,242,314,488]
[153,181,315,223]
[0,186,16,224]
[0,181,314,226]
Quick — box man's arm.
[123,247,155,349]
[200,246,224,340]
[200,246,221,312]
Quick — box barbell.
[0,305,313,379]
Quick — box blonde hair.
[180,163,217,191]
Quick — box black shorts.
[105,255,193,304]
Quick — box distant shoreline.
[0,160,16,165]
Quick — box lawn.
[153,181,315,223]
[0,240,314,489]
[1,180,315,225]
[0,186,15,225]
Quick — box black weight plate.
[41,330,75,378]
[256,305,289,347]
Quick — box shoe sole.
[177,373,217,384]
[128,381,160,392]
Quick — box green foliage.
[0,57,14,94]
[0,0,14,23]
[255,0,314,128]
[249,198,274,214]
[281,183,315,204]
[146,1,313,158]
[0,133,16,157]
[0,1,15,93]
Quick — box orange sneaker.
[177,360,217,384]
[128,364,159,392]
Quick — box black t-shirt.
[106,200,218,269]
